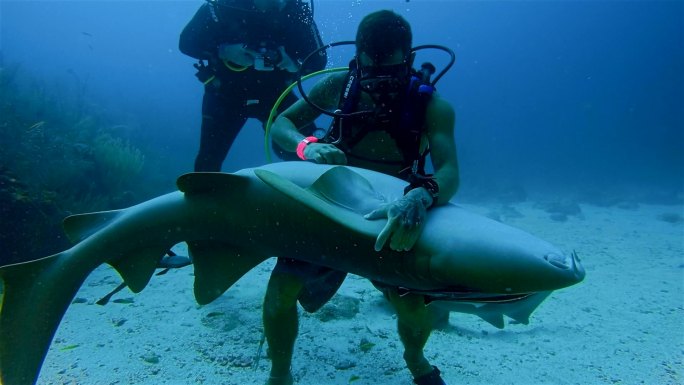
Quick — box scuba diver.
[179,0,327,171]
[264,10,459,385]
[96,0,327,304]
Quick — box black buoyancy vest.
[326,62,435,179]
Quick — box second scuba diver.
[179,0,327,172]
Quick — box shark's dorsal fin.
[255,167,386,236]
[308,166,388,214]
[63,210,123,243]
[188,241,268,305]
[177,172,250,195]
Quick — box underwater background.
[1,1,682,261]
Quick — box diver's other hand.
[217,43,254,67]
[276,46,298,73]
[364,188,433,252]
[304,143,347,165]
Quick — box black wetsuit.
[179,0,327,171]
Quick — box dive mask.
[357,61,411,96]
[357,60,411,123]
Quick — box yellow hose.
[264,67,349,162]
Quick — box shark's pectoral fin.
[477,311,506,329]
[108,247,168,293]
[189,241,268,305]
[255,167,385,236]
[503,291,551,325]
[430,291,553,330]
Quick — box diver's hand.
[217,43,255,67]
[276,46,299,73]
[303,143,347,165]
[364,187,434,252]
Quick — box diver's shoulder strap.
[397,73,435,177]
[324,60,361,144]
[337,60,362,117]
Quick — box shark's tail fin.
[0,252,86,385]
[0,207,178,385]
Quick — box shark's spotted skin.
[0,162,585,385]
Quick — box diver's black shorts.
[272,257,348,313]
[272,257,334,280]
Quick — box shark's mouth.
[396,286,534,304]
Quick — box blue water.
[1,3,683,384]
[2,0,682,201]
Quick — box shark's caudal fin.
[0,172,260,385]
[254,166,386,237]
[0,253,89,385]
[0,244,173,385]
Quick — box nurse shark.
[0,162,585,385]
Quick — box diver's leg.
[263,259,306,385]
[386,289,446,384]
[194,91,246,172]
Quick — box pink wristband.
[296,136,318,160]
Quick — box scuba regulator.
[264,41,455,162]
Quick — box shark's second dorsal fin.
[176,172,250,195]
[63,210,124,243]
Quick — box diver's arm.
[424,95,459,206]
[272,73,346,163]
[296,22,327,73]
[281,1,327,74]
[365,95,458,252]
[179,4,219,60]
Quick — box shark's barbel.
[0,162,585,385]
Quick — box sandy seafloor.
[34,201,683,385]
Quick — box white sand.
[37,202,683,385]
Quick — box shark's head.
[420,208,586,295]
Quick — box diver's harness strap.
[325,61,437,202]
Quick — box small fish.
[59,344,80,351]
[359,341,375,353]
[81,31,93,37]
[27,121,45,131]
